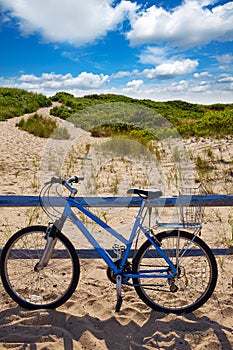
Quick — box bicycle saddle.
[127,188,162,199]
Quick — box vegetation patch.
[90,122,156,146]
[0,88,232,139]
[50,92,233,138]
[0,87,51,121]
[16,113,57,138]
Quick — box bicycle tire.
[132,230,218,314]
[0,225,80,309]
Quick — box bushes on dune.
[0,88,51,121]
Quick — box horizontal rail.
[0,194,233,207]
[0,194,232,259]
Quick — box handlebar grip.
[67,176,84,184]
[44,176,62,185]
[51,176,62,184]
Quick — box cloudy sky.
[0,0,233,104]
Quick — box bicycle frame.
[48,196,177,282]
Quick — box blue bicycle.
[0,176,218,314]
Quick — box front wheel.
[0,225,80,309]
[132,230,218,314]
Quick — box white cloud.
[111,69,139,79]
[1,0,232,85]
[2,71,233,104]
[18,72,109,90]
[66,72,109,89]
[143,59,199,79]
[139,46,170,65]
[193,72,212,78]
[111,71,132,79]
[125,79,143,90]
[0,0,138,46]
[19,73,73,82]
[169,80,189,92]
[217,74,233,83]
[127,1,233,48]
[2,0,232,50]
[190,81,209,93]
[216,53,233,64]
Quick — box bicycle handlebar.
[67,175,84,184]
[46,175,84,196]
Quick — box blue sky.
[0,0,233,104]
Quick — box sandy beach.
[0,105,233,349]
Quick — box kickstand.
[115,275,123,312]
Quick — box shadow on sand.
[0,306,232,349]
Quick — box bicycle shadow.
[0,306,232,350]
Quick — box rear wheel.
[0,225,80,309]
[132,230,218,314]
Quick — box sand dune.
[0,106,233,349]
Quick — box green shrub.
[50,106,71,119]
[196,111,233,136]
[16,113,57,138]
[0,88,51,121]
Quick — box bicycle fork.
[34,223,60,272]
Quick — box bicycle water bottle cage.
[127,188,162,200]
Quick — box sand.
[0,105,233,349]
